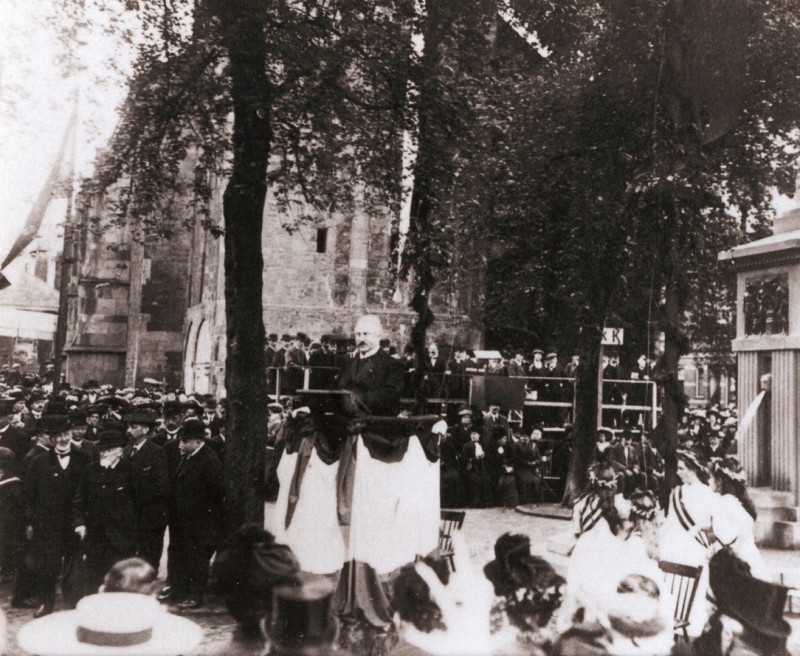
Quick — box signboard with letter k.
[602,327,624,346]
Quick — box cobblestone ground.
[4,506,800,655]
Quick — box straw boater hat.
[16,593,203,656]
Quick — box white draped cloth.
[270,448,345,575]
[348,434,440,575]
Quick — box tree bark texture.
[562,324,603,504]
[212,0,271,535]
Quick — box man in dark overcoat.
[73,428,139,595]
[124,409,169,569]
[163,418,224,608]
[22,413,89,616]
[0,396,30,467]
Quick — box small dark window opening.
[316,228,328,253]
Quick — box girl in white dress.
[709,456,771,581]
[659,447,719,636]
[561,464,630,630]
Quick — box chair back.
[439,509,466,571]
[659,560,703,640]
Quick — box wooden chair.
[659,560,703,641]
[439,510,466,572]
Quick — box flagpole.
[52,93,79,391]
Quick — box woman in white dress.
[659,447,719,636]
[709,456,771,581]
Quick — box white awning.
[0,307,57,340]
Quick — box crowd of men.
[592,404,740,500]
[0,341,738,619]
[0,377,227,618]
[260,332,656,403]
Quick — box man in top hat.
[0,396,29,466]
[73,428,139,596]
[22,411,89,616]
[692,548,792,656]
[162,418,224,608]
[124,408,169,569]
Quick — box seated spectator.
[491,433,518,509]
[462,429,491,508]
[514,430,543,504]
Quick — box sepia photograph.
[2,1,800,654]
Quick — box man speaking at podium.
[334,314,443,649]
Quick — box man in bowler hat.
[22,412,89,616]
[124,408,169,569]
[73,428,139,596]
[162,418,224,608]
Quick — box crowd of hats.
[0,373,226,441]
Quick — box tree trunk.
[213,0,271,535]
[562,324,602,504]
[654,235,688,503]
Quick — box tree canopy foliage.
[51,0,800,518]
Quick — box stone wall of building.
[65,194,193,389]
